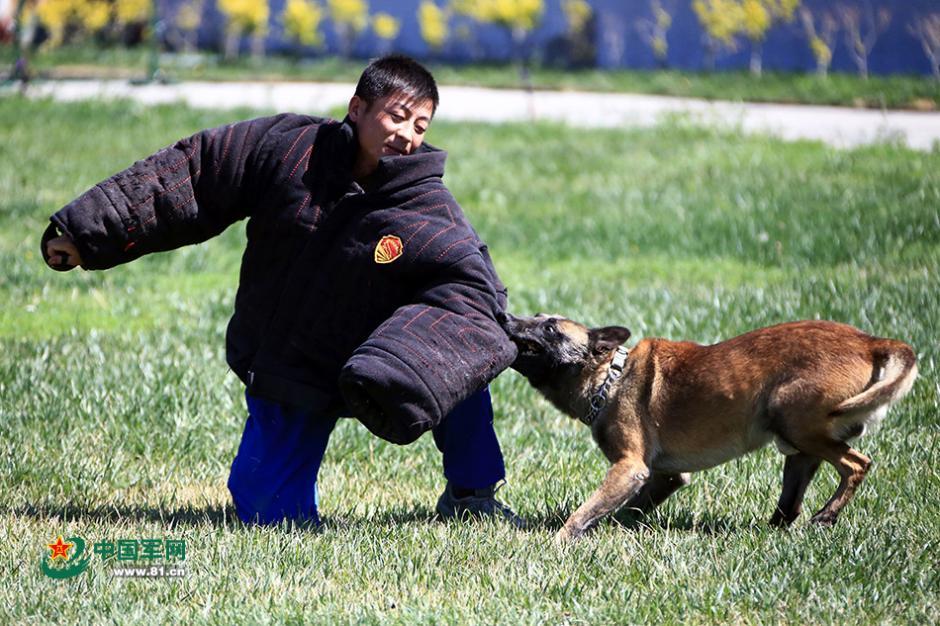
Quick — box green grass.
[1,96,939,623]
[3,44,939,110]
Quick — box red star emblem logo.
[47,536,73,561]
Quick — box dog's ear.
[589,326,631,355]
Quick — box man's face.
[348,91,435,177]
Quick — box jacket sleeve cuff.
[49,185,132,270]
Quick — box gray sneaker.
[435,481,525,528]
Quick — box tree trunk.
[339,25,354,57]
[250,31,265,60]
[183,32,197,54]
[223,29,241,61]
[853,52,869,79]
[750,42,763,77]
[704,40,716,72]
[10,0,29,82]
[511,26,527,64]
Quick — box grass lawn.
[1,96,938,623]
[3,45,940,110]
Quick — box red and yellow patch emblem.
[375,235,404,264]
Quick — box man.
[42,55,519,527]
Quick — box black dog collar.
[581,345,629,426]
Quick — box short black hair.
[355,54,439,115]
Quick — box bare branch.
[836,2,891,79]
[635,0,676,65]
[909,13,940,80]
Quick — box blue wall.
[170,0,937,76]
[591,0,937,76]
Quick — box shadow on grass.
[321,505,439,530]
[613,508,745,536]
[7,502,237,528]
[8,501,441,532]
[523,506,745,536]
[9,502,748,536]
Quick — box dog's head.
[501,312,632,389]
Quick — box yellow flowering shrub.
[79,0,110,31]
[740,0,799,42]
[775,0,799,21]
[418,0,448,49]
[652,37,666,59]
[561,0,590,33]
[282,0,324,46]
[219,0,270,35]
[114,0,151,25]
[692,0,744,47]
[450,0,482,21]
[655,3,672,31]
[328,0,368,34]
[640,0,673,61]
[372,12,399,40]
[809,35,831,67]
[740,0,770,41]
[36,0,111,46]
[36,0,72,44]
[176,2,202,32]
[452,0,544,32]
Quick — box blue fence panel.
[168,0,936,76]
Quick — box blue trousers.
[227,387,506,525]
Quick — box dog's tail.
[830,342,918,417]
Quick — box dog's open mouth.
[512,338,543,357]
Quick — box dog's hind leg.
[795,442,871,526]
[557,458,649,542]
[769,453,822,528]
[623,472,691,515]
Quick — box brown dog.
[503,314,917,542]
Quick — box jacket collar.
[306,117,447,197]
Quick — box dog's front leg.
[557,459,649,543]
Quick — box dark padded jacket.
[44,113,517,444]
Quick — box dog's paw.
[809,511,838,527]
[554,527,577,544]
[769,510,796,529]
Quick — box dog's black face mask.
[501,313,593,388]
[502,313,632,388]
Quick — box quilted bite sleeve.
[338,248,517,445]
[46,115,285,270]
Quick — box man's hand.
[44,234,82,270]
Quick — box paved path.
[9,79,940,151]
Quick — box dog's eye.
[544,325,557,336]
